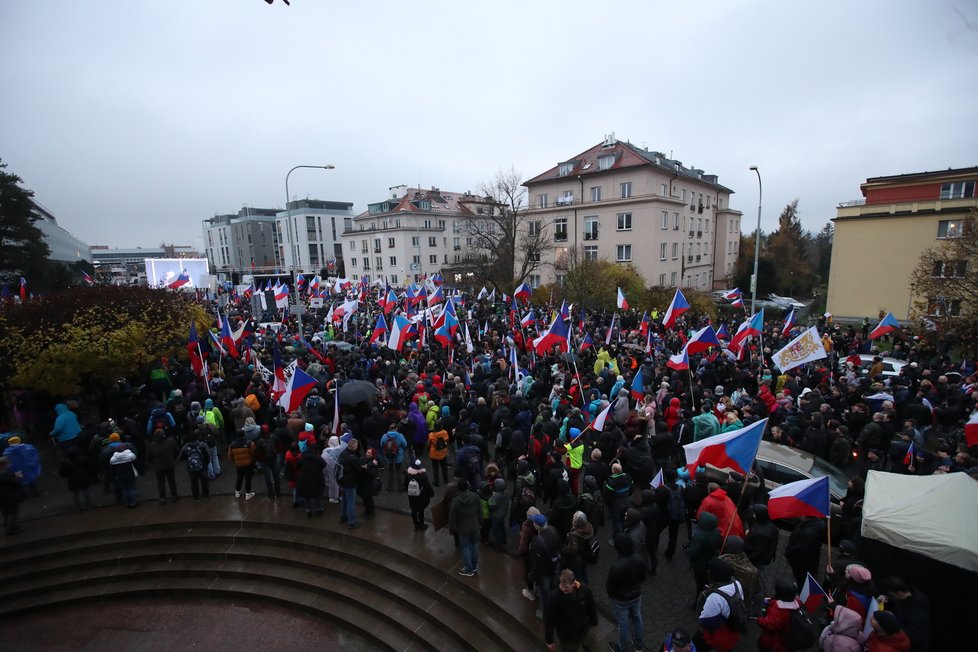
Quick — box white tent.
[862,470,978,573]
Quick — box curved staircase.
[0,503,557,651]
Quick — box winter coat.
[562,521,595,572]
[296,449,326,497]
[664,397,682,432]
[785,517,826,570]
[407,403,429,446]
[109,449,138,482]
[337,448,362,489]
[864,630,911,652]
[820,606,863,652]
[606,538,646,602]
[448,489,482,536]
[50,403,81,443]
[745,520,779,567]
[697,488,745,539]
[59,455,94,491]
[757,598,799,652]
[693,411,721,441]
[146,436,180,473]
[380,430,408,465]
[427,429,450,461]
[227,439,256,467]
[686,511,721,573]
[603,472,633,515]
[405,465,435,510]
[544,581,597,646]
[3,443,41,485]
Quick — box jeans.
[341,487,358,525]
[536,573,555,611]
[188,470,209,498]
[458,532,479,573]
[208,446,221,479]
[430,458,448,485]
[611,596,644,652]
[71,487,92,510]
[258,461,279,497]
[234,465,253,493]
[385,459,401,491]
[155,468,177,499]
[304,494,323,514]
[117,477,137,506]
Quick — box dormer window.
[598,154,615,171]
[558,161,575,177]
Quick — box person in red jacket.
[757,579,800,652]
[664,397,682,432]
[696,483,745,539]
[757,381,778,415]
[862,611,911,652]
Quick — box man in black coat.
[744,504,779,602]
[784,515,826,590]
[606,533,647,652]
[544,569,598,652]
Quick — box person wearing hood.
[50,403,82,452]
[745,504,779,601]
[296,441,326,517]
[549,478,578,544]
[562,511,596,585]
[665,397,683,433]
[785,516,826,592]
[486,477,508,549]
[241,417,261,442]
[697,483,744,539]
[109,445,139,508]
[756,578,800,652]
[321,435,344,503]
[606,533,647,652]
[146,428,180,504]
[692,402,721,442]
[819,605,864,652]
[405,458,435,531]
[862,611,911,652]
[380,423,408,492]
[687,511,721,600]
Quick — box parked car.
[767,294,808,311]
[837,354,908,379]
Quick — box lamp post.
[284,164,334,335]
[748,166,762,316]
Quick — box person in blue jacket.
[3,436,41,495]
[49,403,81,452]
[379,424,408,492]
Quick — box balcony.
[584,232,599,241]
[555,196,575,206]
[373,247,382,253]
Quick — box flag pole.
[196,341,211,396]
[826,515,833,570]
[688,366,697,412]
[719,471,753,553]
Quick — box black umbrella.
[338,379,378,406]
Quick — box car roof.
[756,441,815,474]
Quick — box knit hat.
[204,398,214,409]
[493,478,506,491]
[196,415,206,424]
[412,459,423,469]
[529,514,548,528]
[873,611,901,635]
[304,423,314,432]
[670,629,691,647]
[526,505,541,519]
[7,436,21,445]
[108,433,121,442]
[845,564,872,583]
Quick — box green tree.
[558,247,644,310]
[731,231,777,297]
[0,159,51,284]
[0,286,210,395]
[766,199,814,296]
[908,213,978,358]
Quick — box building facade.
[32,200,90,264]
[827,166,978,321]
[90,244,201,285]
[341,186,494,286]
[522,136,742,290]
[203,207,282,274]
[276,199,355,276]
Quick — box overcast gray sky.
[2,0,976,251]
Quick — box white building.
[203,207,282,273]
[341,186,494,286]
[277,199,355,276]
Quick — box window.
[412,255,421,264]
[558,162,574,177]
[376,256,383,269]
[718,197,724,209]
[452,220,460,234]
[349,240,356,250]
[351,257,357,267]
[529,251,541,263]
[362,257,370,270]
[390,274,398,284]
[937,220,963,239]
[557,190,574,205]
[438,220,445,229]
[554,218,568,242]
[617,212,632,231]
[705,196,711,209]
[659,211,668,230]
[671,272,677,285]
[591,186,602,202]
[389,256,397,266]
[928,298,962,317]
[705,219,710,233]
[616,245,632,262]
[672,242,679,259]
[660,243,667,260]
[584,246,598,261]
[411,236,420,246]
[428,236,436,247]
[452,237,460,251]
[528,220,542,236]
[387,237,395,248]
[940,181,975,200]
[538,194,548,208]
[682,189,687,201]
[661,183,668,196]
[620,182,632,198]
[598,154,615,171]
[673,212,680,229]
[932,260,967,277]
[555,273,566,285]
[529,274,541,289]
[584,216,599,240]
[429,255,438,264]
[659,274,666,286]
[373,238,381,252]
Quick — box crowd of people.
[2,287,975,651]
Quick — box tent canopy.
[861,470,978,573]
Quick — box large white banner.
[771,326,827,372]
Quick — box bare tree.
[455,168,551,292]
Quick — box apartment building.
[203,207,282,273]
[827,166,978,321]
[276,199,355,276]
[341,185,494,285]
[522,135,742,290]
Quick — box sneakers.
[458,569,475,577]
[521,589,536,601]
[234,490,241,498]
[245,492,255,501]
[328,498,340,504]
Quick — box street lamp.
[284,164,334,335]
[748,166,762,316]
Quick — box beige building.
[827,166,978,321]
[522,135,742,290]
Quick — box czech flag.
[682,419,766,477]
[639,311,649,337]
[605,312,617,345]
[520,310,536,327]
[590,398,617,431]
[369,314,389,345]
[271,343,288,399]
[630,372,645,401]
[434,322,452,348]
[532,312,570,355]
[731,309,764,348]
[650,468,663,489]
[187,321,205,375]
[168,270,191,289]
[965,411,978,448]
[617,287,630,310]
[799,573,828,613]
[386,315,412,351]
[82,271,94,286]
[295,273,306,291]
[662,288,690,328]
[723,288,742,300]
[730,295,745,309]
[869,312,900,340]
[685,325,720,354]
[579,332,594,353]
[514,282,532,301]
[902,442,915,466]
[767,476,830,520]
[559,300,570,322]
[715,323,730,340]
[782,307,796,337]
[666,347,689,371]
[220,314,240,358]
[274,284,290,309]
[428,285,444,305]
[276,367,318,413]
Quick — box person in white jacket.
[321,435,344,503]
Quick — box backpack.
[533,532,561,577]
[668,485,685,522]
[579,491,604,526]
[434,435,448,451]
[186,446,204,473]
[583,536,600,564]
[466,449,482,478]
[519,483,536,509]
[786,605,818,650]
[407,478,421,497]
[383,434,400,459]
[712,586,749,633]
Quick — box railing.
[584,232,599,240]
